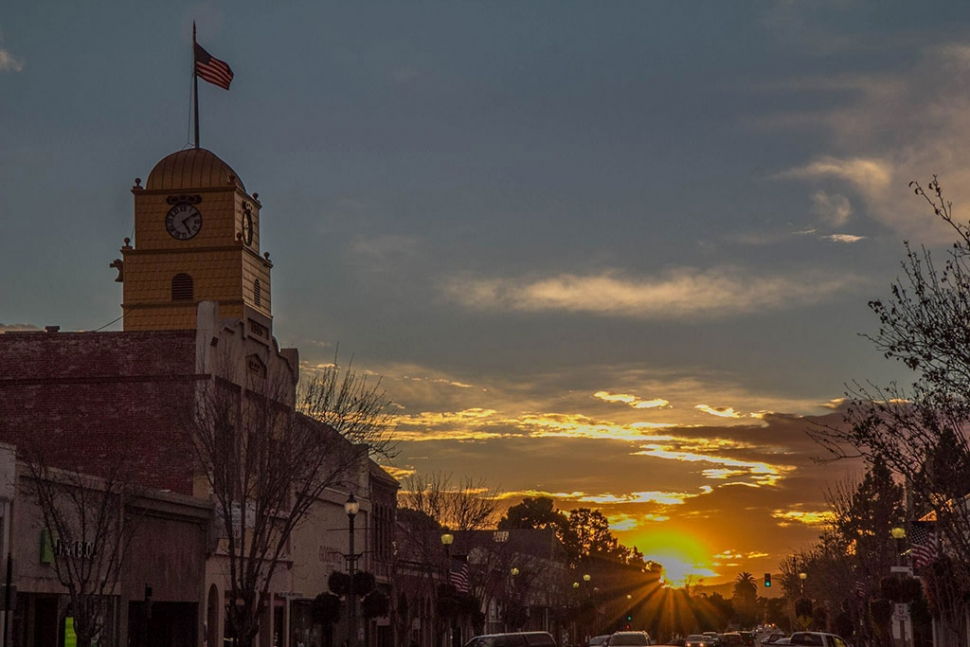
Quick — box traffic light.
[764,572,772,588]
[625,612,632,630]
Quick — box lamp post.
[890,525,910,647]
[509,568,520,631]
[441,532,455,647]
[345,493,361,647]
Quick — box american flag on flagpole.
[194,42,234,90]
[450,555,470,593]
[910,520,938,569]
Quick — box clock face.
[241,208,254,245]
[165,204,203,240]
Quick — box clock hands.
[179,213,193,234]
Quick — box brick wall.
[0,330,201,494]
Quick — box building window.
[254,279,262,307]
[172,273,194,301]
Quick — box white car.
[789,633,849,647]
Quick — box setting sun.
[635,531,719,587]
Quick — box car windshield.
[687,636,707,642]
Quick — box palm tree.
[733,572,759,628]
[733,572,757,599]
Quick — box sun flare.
[634,531,718,587]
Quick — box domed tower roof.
[145,148,245,192]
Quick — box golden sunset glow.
[772,508,836,526]
[694,404,742,419]
[635,531,719,587]
[595,391,670,409]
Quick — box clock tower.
[120,148,273,342]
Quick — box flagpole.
[193,22,200,149]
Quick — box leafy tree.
[499,496,569,532]
[564,508,619,562]
[826,456,903,584]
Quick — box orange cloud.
[771,508,834,527]
[594,391,669,410]
[695,404,742,419]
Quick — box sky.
[4,1,970,587]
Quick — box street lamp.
[345,493,361,647]
[891,525,907,566]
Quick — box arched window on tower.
[172,273,194,301]
[253,279,262,307]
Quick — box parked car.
[720,634,743,647]
[464,632,558,647]
[761,635,788,646]
[607,632,653,646]
[685,635,715,647]
[739,632,755,647]
[590,636,612,647]
[702,633,721,647]
[788,633,849,647]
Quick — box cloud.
[350,234,422,272]
[823,234,866,244]
[443,268,863,319]
[780,157,892,196]
[695,404,742,419]
[577,489,709,506]
[595,391,669,410]
[0,49,24,73]
[811,191,853,227]
[766,43,970,244]
[378,465,415,480]
[633,445,793,487]
[607,512,673,530]
[771,507,835,527]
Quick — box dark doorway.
[33,596,59,647]
[129,601,198,647]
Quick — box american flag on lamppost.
[910,520,938,569]
[450,555,470,593]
